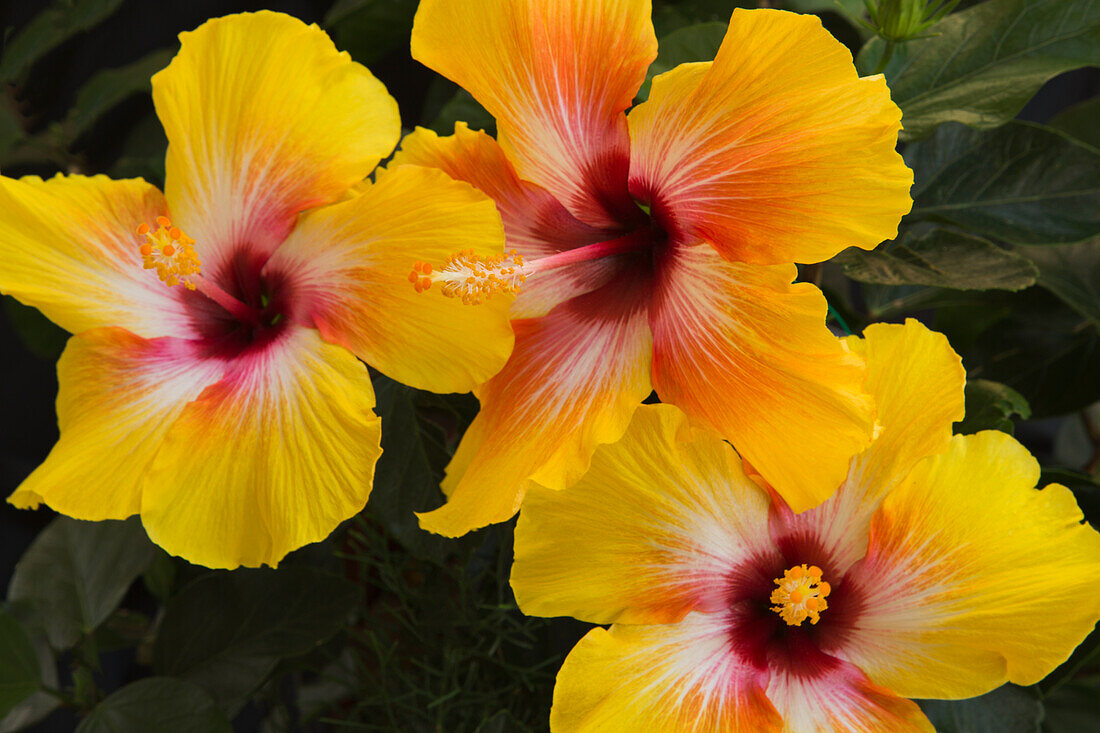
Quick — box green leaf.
[858,0,1100,141]
[0,612,39,718]
[836,228,1037,290]
[0,0,127,83]
[636,21,726,102]
[784,0,865,22]
[1048,96,1100,149]
[917,684,1043,733]
[909,122,1100,246]
[1042,677,1100,732]
[0,101,24,160]
[152,567,361,712]
[430,89,495,137]
[324,0,418,67]
[76,678,231,733]
[369,375,453,562]
[107,112,167,185]
[955,379,1031,435]
[951,288,1100,418]
[1020,239,1100,327]
[2,296,69,362]
[65,49,173,143]
[7,517,156,649]
[651,0,753,37]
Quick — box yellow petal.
[417,285,652,537]
[551,618,782,732]
[8,327,224,520]
[139,327,381,569]
[0,174,196,338]
[392,124,614,319]
[265,164,514,394]
[411,0,656,228]
[628,9,912,265]
[840,432,1100,699]
[773,320,965,571]
[153,11,399,272]
[649,243,873,513]
[513,404,774,625]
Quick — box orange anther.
[789,590,803,604]
[139,243,153,256]
[788,566,804,580]
[162,244,176,257]
[419,277,432,290]
[408,271,420,283]
[819,582,831,598]
[806,598,820,612]
[421,262,432,275]
[169,227,182,240]
[136,222,150,235]
[156,215,171,227]
[808,566,823,578]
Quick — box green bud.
[861,0,962,43]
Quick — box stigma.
[409,249,528,305]
[137,216,201,289]
[770,564,831,627]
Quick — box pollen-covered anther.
[136,216,201,290]
[410,249,527,305]
[770,564,831,627]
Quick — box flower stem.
[527,231,648,275]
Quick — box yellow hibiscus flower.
[0,11,514,569]
[511,320,1100,731]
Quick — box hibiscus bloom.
[511,320,1100,731]
[399,3,913,535]
[0,11,513,568]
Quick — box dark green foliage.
[918,684,1044,733]
[75,678,231,733]
[0,612,39,718]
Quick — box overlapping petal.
[765,658,932,733]
[770,320,965,571]
[153,11,400,273]
[411,0,656,228]
[417,284,652,537]
[263,164,514,394]
[0,174,195,339]
[551,617,780,733]
[8,327,224,519]
[392,124,615,318]
[840,431,1100,699]
[513,404,774,625]
[649,243,873,512]
[628,9,912,266]
[139,327,382,569]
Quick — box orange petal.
[0,174,195,339]
[649,244,873,513]
[264,164,514,395]
[411,0,656,228]
[139,327,381,569]
[153,11,400,273]
[392,124,615,318]
[628,9,912,265]
[8,327,224,520]
[551,618,782,732]
[417,283,652,537]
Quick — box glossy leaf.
[1049,96,1100,149]
[7,517,155,649]
[837,228,1037,290]
[1020,239,1100,327]
[955,379,1031,435]
[152,567,361,711]
[0,612,39,719]
[66,49,173,143]
[76,678,231,733]
[909,123,1100,246]
[0,0,126,83]
[369,375,452,562]
[917,684,1043,733]
[1043,678,1100,733]
[858,0,1100,140]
